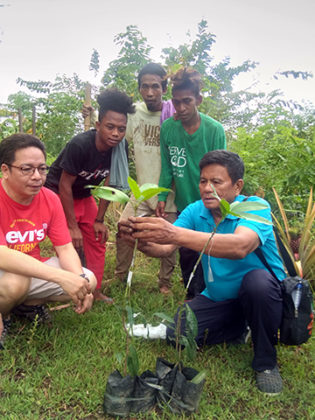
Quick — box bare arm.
[54,242,95,313]
[93,175,111,243]
[0,245,93,305]
[54,242,84,273]
[122,217,260,260]
[118,219,177,258]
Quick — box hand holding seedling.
[122,216,178,244]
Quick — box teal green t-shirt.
[158,112,226,211]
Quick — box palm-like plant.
[272,187,315,289]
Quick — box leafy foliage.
[101,25,152,99]
[230,108,315,215]
[0,20,313,223]
[0,75,87,154]
[89,49,100,77]
[0,92,35,136]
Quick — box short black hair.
[97,88,135,122]
[0,133,46,166]
[171,67,203,97]
[199,150,244,184]
[137,62,168,91]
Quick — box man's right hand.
[155,201,166,218]
[69,225,84,250]
[58,272,92,306]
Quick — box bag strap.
[254,247,278,279]
[273,228,297,277]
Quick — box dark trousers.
[179,247,205,299]
[166,269,283,371]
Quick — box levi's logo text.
[169,146,187,178]
[6,219,47,253]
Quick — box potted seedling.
[89,177,170,417]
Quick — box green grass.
[1,210,314,419]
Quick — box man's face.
[172,89,202,124]
[139,74,165,112]
[95,110,127,152]
[199,164,243,211]
[1,147,46,203]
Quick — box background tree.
[162,20,260,133]
[89,49,100,78]
[15,74,86,155]
[0,20,313,221]
[101,25,152,99]
[230,104,315,219]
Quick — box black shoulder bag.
[254,232,313,345]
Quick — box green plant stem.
[122,312,129,377]
[124,204,139,299]
[186,229,217,291]
[175,306,183,365]
[125,238,138,300]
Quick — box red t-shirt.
[0,181,72,261]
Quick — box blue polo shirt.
[174,195,286,302]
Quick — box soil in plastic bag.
[156,357,205,414]
[103,370,135,417]
[104,369,159,417]
[130,370,159,414]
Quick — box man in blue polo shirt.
[118,150,286,395]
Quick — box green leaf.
[138,186,171,202]
[126,305,134,328]
[128,176,141,199]
[127,344,139,377]
[210,184,221,201]
[179,335,189,348]
[153,312,174,325]
[230,201,269,212]
[87,185,129,204]
[139,183,159,191]
[191,370,207,384]
[185,337,197,361]
[219,199,230,219]
[185,305,198,339]
[230,211,273,225]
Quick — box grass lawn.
[0,208,314,419]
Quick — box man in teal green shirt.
[156,68,226,297]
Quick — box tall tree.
[89,49,100,78]
[101,25,152,99]
[162,20,259,133]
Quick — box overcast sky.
[0,0,314,105]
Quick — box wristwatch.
[80,273,90,283]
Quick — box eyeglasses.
[5,163,50,176]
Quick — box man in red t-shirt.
[0,134,96,348]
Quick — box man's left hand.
[124,216,177,245]
[74,293,94,314]
[93,222,108,243]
